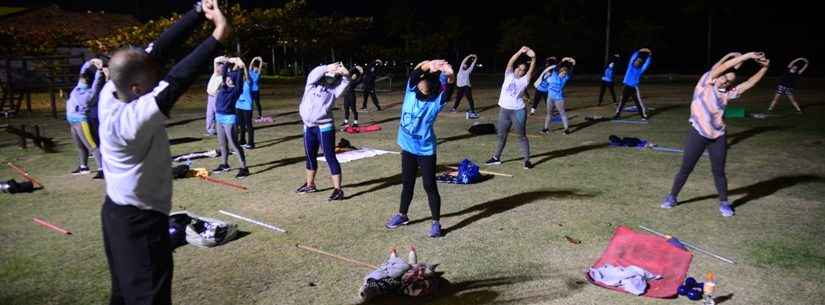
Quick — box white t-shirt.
[98,81,173,215]
[457,64,474,87]
[498,70,529,110]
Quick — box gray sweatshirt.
[299,65,349,127]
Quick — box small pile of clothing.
[335,138,357,153]
[343,124,382,134]
[608,135,652,148]
[359,247,444,302]
[168,211,238,249]
[171,164,210,179]
[436,159,480,184]
[588,264,662,295]
[0,179,35,194]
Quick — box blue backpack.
[456,159,480,184]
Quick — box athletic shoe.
[340,121,349,126]
[563,129,571,135]
[660,194,677,209]
[466,112,480,119]
[719,201,735,217]
[359,107,369,113]
[485,156,502,165]
[352,122,359,127]
[71,166,91,175]
[296,183,317,193]
[385,213,410,229]
[235,167,250,179]
[328,188,345,201]
[212,164,231,173]
[612,114,621,120]
[529,108,536,116]
[92,170,104,180]
[523,160,533,169]
[429,221,442,238]
[241,144,251,150]
[449,108,457,113]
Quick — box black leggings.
[598,81,617,105]
[669,127,728,201]
[361,86,380,110]
[530,90,548,110]
[344,92,358,121]
[453,86,476,112]
[236,109,254,146]
[615,86,648,118]
[400,151,441,221]
[252,91,262,117]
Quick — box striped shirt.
[689,72,741,139]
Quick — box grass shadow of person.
[246,155,307,176]
[501,143,607,166]
[726,126,788,148]
[166,116,205,128]
[253,119,302,131]
[254,134,303,149]
[407,190,594,236]
[343,172,404,199]
[678,175,825,208]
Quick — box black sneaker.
[523,160,533,169]
[340,121,349,126]
[212,164,231,173]
[71,166,91,175]
[92,170,104,180]
[359,107,369,113]
[563,129,571,135]
[485,156,502,165]
[541,128,550,135]
[235,167,249,179]
[328,188,344,201]
[612,114,621,120]
[296,183,317,193]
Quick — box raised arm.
[146,1,208,65]
[525,48,537,79]
[331,63,351,98]
[153,0,229,116]
[709,52,762,81]
[790,57,809,74]
[733,57,770,94]
[213,56,226,74]
[506,47,527,73]
[639,53,652,73]
[712,52,742,70]
[305,65,329,89]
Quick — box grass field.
[1,75,824,305]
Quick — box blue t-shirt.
[249,68,261,92]
[535,72,551,92]
[235,81,253,110]
[547,70,571,100]
[623,51,651,88]
[602,63,614,82]
[396,76,448,156]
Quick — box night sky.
[7,0,821,74]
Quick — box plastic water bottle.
[703,272,716,305]
[408,245,417,264]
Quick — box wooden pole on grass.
[199,176,247,191]
[33,218,71,235]
[296,244,378,270]
[8,162,43,188]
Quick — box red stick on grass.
[8,162,43,188]
[33,218,72,235]
[199,176,248,191]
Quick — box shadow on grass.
[407,190,594,236]
[679,175,825,207]
[726,126,788,148]
[247,155,306,176]
[343,173,403,199]
[255,134,303,149]
[169,137,202,146]
[437,133,479,145]
[715,293,734,304]
[645,104,684,119]
[364,275,585,305]
[501,143,607,166]
[166,116,204,128]
[254,119,302,131]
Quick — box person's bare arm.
[791,57,810,74]
[734,58,770,94]
[506,47,527,73]
[709,52,763,81]
[525,48,537,79]
[712,52,742,70]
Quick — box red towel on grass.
[344,124,382,134]
[586,226,693,298]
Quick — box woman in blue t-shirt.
[542,57,576,135]
[385,59,454,238]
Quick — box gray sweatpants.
[544,99,569,130]
[70,122,102,169]
[217,123,247,168]
[494,108,530,161]
[205,95,216,134]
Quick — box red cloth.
[344,124,382,134]
[586,226,693,298]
